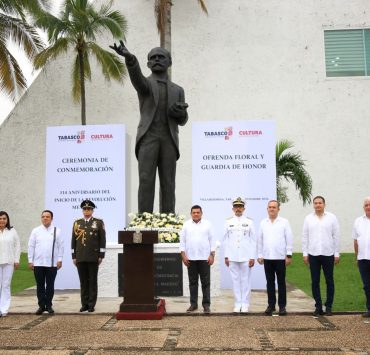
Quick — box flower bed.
[126,212,185,243]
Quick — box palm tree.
[34,0,127,125]
[0,0,47,101]
[276,139,313,206]
[154,0,207,52]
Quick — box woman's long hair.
[0,211,12,230]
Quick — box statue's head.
[147,47,172,73]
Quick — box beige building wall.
[0,0,369,252]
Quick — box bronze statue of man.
[110,41,188,213]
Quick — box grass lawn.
[11,252,367,312]
[11,253,35,294]
[286,253,366,312]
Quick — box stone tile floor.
[0,286,369,353]
[0,313,369,354]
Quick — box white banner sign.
[192,120,276,289]
[45,124,126,289]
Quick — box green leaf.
[276,139,313,206]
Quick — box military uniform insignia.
[74,221,87,246]
[91,220,97,229]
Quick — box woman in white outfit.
[0,211,21,316]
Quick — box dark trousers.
[137,132,177,213]
[358,259,370,311]
[309,254,334,309]
[33,266,57,308]
[263,259,286,308]
[76,262,99,308]
[187,260,210,307]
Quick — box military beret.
[80,200,96,209]
[232,197,245,207]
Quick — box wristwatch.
[286,255,292,258]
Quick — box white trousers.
[0,263,14,314]
[229,261,252,307]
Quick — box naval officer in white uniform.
[223,197,256,313]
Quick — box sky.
[0,1,62,125]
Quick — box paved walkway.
[1,287,369,354]
[10,285,313,314]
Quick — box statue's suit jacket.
[126,57,188,160]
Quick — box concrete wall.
[1,0,369,252]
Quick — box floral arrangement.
[126,212,185,243]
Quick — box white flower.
[127,212,183,243]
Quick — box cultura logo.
[238,130,262,137]
[204,127,233,140]
[90,133,114,140]
[58,130,85,144]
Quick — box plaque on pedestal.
[118,252,183,297]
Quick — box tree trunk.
[160,1,171,53]
[160,1,172,79]
[78,50,86,125]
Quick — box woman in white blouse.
[0,211,21,316]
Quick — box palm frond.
[276,139,313,206]
[197,0,208,14]
[90,9,128,40]
[23,0,51,13]
[1,14,44,59]
[0,8,44,99]
[33,38,70,69]
[35,12,68,41]
[0,0,25,20]
[0,41,27,99]
[88,42,126,82]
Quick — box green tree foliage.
[34,0,128,125]
[276,139,313,206]
[0,0,47,100]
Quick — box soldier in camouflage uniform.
[71,200,106,312]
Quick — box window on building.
[324,29,370,77]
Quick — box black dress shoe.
[325,307,332,316]
[186,305,198,312]
[203,305,211,314]
[35,307,45,315]
[46,306,54,314]
[88,307,95,312]
[313,308,325,316]
[279,307,287,316]
[80,305,89,312]
[264,305,276,316]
